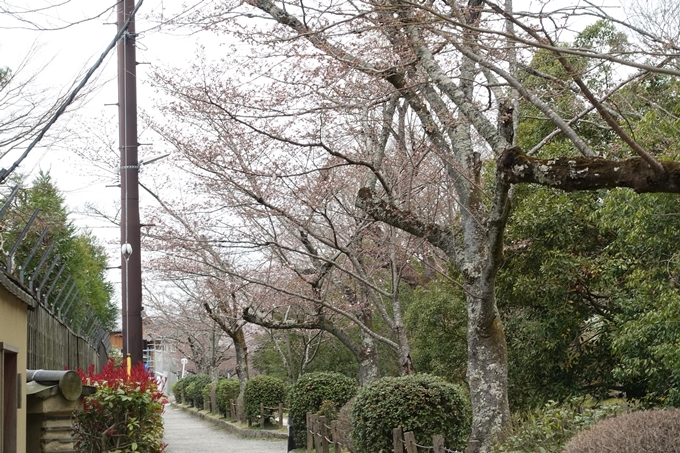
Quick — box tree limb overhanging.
[499,147,680,193]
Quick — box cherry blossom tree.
[148,0,680,450]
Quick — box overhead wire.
[0,0,145,185]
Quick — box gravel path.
[163,405,289,453]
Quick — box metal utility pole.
[118,0,143,366]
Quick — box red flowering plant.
[72,360,167,453]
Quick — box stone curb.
[169,402,288,440]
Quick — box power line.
[0,0,145,185]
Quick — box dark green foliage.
[317,399,340,421]
[215,378,241,415]
[288,372,358,447]
[243,375,287,424]
[493,399,626,453]
[0,171,116,328]
[562,409,680,453]
[403,279,467,384]
[351,374,470,453]
[179,374,212,407]
[498,187,618,408]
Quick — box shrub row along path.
[162,404,288,453]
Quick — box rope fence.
[260,403,287,428]
[306,413,464,453]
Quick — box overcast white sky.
[0,0,226,314]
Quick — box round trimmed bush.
[288,372,358,447]
[202,382,216,411]
[216,378,241,415]
[562,409,680,453]
[171,378,186,402]
[183,374,211,407]
[351,374,471,453]
[243,375,287,424]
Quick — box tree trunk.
[465,279,509,453]
[234,328,249,391]
[358,310,380,385]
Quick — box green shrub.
[288,372,358,447]
[171,379,185,402]
[318,399,340,421]
[562,409,680,453]
[351,374,470,453]
[202,382,216,411]
[73,361,166,453]
[493,398,626,453]
[216,378,241,416]
[182,374,212,407]
[243,375,287,424]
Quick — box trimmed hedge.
[178,374,212,407]
[562,409,680,453]
[351,374,470,453]
[216,378,241,416]
[243,375,287,424]
[288,372,358,447]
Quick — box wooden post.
[433,435,444,453]
[315,415,322,453]
[331,420,341,453]
[393,427,404,453]
[230,401,236,420]
[319,416,329,453]
[260,403,265,428]
[278,403,284,428]
[306,412,314,451]
[210,383,217,414]
[404,431,418,453]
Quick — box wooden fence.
[27,300,108,371]
[223,401,286,428]
[259,403,286,428]
[1,188,110,373]
[306,413,463,453]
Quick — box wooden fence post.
[393,427,404,453]
[319,416,329,453]
[260,403,265,428]
[306,412,314,452]
[331,420,341,453]
[315,415,322,453]
[433,434,444,453]
[278,403,284,428]
[404,431,418,453]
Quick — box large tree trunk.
[465,277,509,453]
[233,327,249,392]
[358,309,380,385]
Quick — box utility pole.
[118,0,143,366]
